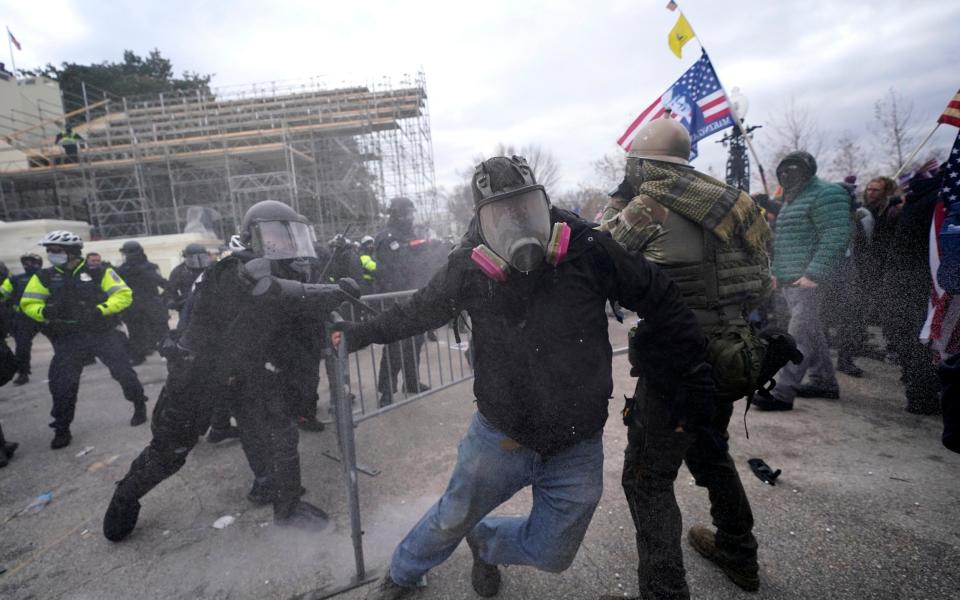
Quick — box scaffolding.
[0,73,436,241]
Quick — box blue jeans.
[390,411,604,586]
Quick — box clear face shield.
[184,253,213,269]
[477,187,551,273]
[250,220,317,260]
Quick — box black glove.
[671,362,716,432]
[747,458,781,485]
[83,304,104,323]
[42,302,68,321]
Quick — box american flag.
[940,89,960,128]
[923,131,960,356]
[617,51,734,160]
[7,28,21,51]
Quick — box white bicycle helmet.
[39,230,84,248]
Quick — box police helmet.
[182,243,212,269]
[240,200,317,260]
[120,240,144,255]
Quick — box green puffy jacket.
[772,176,850,283]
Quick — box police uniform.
[104,201,336,541]
[117,253,170,364]
[373,224,428,403]
[4,268,44,382]
[20,260,147,437]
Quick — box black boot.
[837,356,864,378]
[103,484,142,542]
[248,481,307,505]
[131,397,149,426]
[296,416,325,432]
[207,425,241,443]
[51,428,72,449]
[13,372,29,386]
[274,499,331,532]
[0,423,15,468]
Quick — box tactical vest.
[38,265,118,334]
[659,229,768,319]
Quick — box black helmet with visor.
[240,200,317,260]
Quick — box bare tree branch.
[872,88,917,173]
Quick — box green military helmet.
[627,115,691,166]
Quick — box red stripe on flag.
[699,96,727,111]
[617,97,663,147]
[704,108,731,124]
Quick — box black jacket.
[180,254,325,384]
[164,263,203,311]
[117,257,168,315]
[350,208,705,455]
[883,174,942,333]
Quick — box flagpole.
[678,9,771,196]
[894,122,941,180]
[6,26,16,76]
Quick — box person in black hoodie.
[882,169,943,414]
[116,241,170,365]
[336,156,710,600]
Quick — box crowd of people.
[1,112,957,600]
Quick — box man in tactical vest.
[598,116,774,598]
[20,231,149,449]
[117,241,171,365]
[102,200,357,541]
[333,155,711,600]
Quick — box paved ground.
[1,324,958,600]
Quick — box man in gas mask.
[117,241,170,365]
[103,200,354,541]
[373,196,430,406]
[598,116,775,598]
[332,156,711,600]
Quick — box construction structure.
[0,72,437,241]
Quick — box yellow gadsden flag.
[668,14,695,58]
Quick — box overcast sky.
[4,0,959,194]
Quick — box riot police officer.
[20,231,149,449]
[4,254,45,384]
[103,201,353,541]
[164,243,213,313]
[358,235,377,294]
[117,241,170,365]
[374,197,430,406]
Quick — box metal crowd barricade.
[297,290,474,599]
[318,289,475,426]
